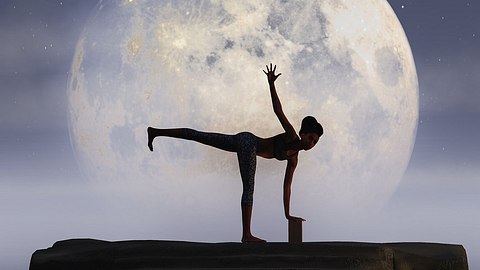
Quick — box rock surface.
[30,239,468,270]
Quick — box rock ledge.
[30,239,468,269]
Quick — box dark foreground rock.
[30,239,468,270]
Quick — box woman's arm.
[263,64,297,139]
[283,154,305,222]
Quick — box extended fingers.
[264,63,279,75]
[269,63,277,73]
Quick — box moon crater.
[375,47,404,87]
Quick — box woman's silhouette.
[147,64,323,243]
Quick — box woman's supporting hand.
[263,63,281,84]
[286,215,306,222]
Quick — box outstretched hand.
[263,63,281,84]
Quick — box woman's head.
[299,116,323,150]
[300,116,323,136]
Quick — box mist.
[3,152,479,270]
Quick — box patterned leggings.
[180,129,257,206]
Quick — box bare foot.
[241,235,266,243]
[147,127,154,152]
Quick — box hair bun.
[300,116,323,136]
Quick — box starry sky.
[1,1,479,269]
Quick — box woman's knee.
[241,191,253,206]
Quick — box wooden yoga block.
[288,219,303,243]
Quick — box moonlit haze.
[68,0,417,241]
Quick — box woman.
[147,64,323,243]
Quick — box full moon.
[68,0,418,240]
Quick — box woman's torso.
[256,133,299,160]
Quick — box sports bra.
[273,133,299,161]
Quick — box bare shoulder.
[277,131,298,143]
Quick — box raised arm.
[263,64,297,139]
[283,154,305,222]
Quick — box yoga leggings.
[179,128,257,206]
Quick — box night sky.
[1,1,479,269]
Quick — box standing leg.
[147,128,264,242]
[236,133,265,243]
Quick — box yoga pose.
[147,64,323,243]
